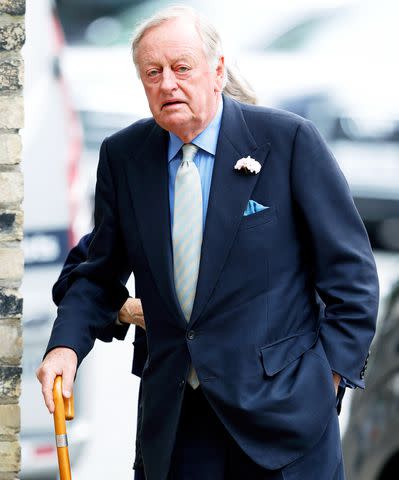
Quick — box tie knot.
[181,143,198,163]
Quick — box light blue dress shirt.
[167,97,223,229]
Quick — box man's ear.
[214,55,225,93]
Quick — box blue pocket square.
[244,199,269,216]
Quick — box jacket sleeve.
[291,119,379,388]
[52,233,93,306]
[44,138,131,368]
[52,230,133,343]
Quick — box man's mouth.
[162,100,184,109]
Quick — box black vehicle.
[343,280,399,479]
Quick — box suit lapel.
[125,122,187,328]
[188,96,270,327]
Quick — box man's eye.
[177,66,189,73]
[147,70,159,77]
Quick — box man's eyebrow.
[173,53,196,63]
[141,52,197,67]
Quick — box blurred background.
[20,0,399,478]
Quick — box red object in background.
[34,444,56,456]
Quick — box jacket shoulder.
[105,116,156,151]
[239,101,307,134]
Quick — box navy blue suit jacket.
[45,95,379,480]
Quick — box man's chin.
[155,113,191,134]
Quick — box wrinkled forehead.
[139,47,202,69]
[135,17,206,65]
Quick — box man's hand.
[36,347,77,414]
[118,298,146,330]
[332,372,341,395]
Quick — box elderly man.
[37,6,379,480]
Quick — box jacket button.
[360,371,365,379]
[178,380,185,390]
[187,330,196,340]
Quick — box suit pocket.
[238,205,277,230]
[260,330,318,376]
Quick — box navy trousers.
[134,384,345,479]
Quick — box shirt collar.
[167,96,224,162]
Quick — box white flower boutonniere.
[234,156,261,175]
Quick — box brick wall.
[0,0,25,478]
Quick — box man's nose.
[160,69,178,93]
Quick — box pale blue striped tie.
[172,143,201,389]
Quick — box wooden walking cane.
[53,375,74,480]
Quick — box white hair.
[130,5,257,104]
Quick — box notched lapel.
[189,97,271,327]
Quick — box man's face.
[135,17,224,141]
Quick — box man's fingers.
[36,347,78,414]
[120,298,146,328]
[134,313,146,330]
[332,372,341,395]
[62,367,76,398]
[41,371,57,414]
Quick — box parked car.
[343,273,399,480]
[20,1,89,478]
[240,0,398,116]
